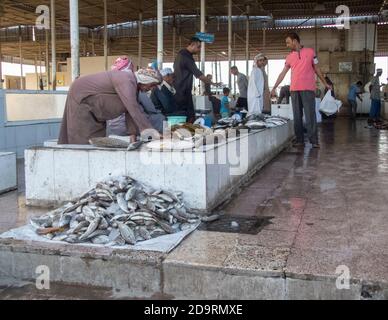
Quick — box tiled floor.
[169,118,388,286]
[1,118,388,298]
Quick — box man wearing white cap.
[368,68,383,125]
[247,53,266,115]
[151,68,178,115]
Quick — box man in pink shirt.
[271,32,331,148]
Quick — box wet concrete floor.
[0,118,387,299]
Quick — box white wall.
[375,56,388,82]
[1,62,46,77]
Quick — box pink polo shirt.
[285,47,318,92]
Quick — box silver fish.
[92,235,110,245]
[98,217,109,230]
[82,206,96,219]
[127,200,137,211]
[30,216,52,229]
[127,140,143,151]
[106,203,122,215]
[116,193,130,213]
[146,199,156,212]
[108,228,120,242]
[79,217,101,241]
[125,186,137,201]
[64,234,81,243]
[150,228,166,238]
[85,229,109,240]
[138,227,151,240]
[118,223,136,245]
[155,219,175,234]
[201,214,220,222]
[112,236,126,246]
[52,233,68,242]
[180,223,193,231]
[111,214,130,222]
[58,214,72,228]
[72,221,89,234]
[157,194,174,203]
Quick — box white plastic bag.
[319,90,342,116]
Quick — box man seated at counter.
[58,67,162,145]
[107,57,165,135]
[150,68,178,116]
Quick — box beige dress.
[58,70,153,144]
[262,68,271,113]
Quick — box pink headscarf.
[111,56,134,72]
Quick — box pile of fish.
[169,123,226,147]
[30,176,219,246]
[213,113,289,135]
[245,114,289,130]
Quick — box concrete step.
[1,232,387,300]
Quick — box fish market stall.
[25,116,294,213]
[0,152,17,194]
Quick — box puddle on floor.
[198,215,273,235]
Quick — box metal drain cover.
[198,215,273,235]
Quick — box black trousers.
[175,94,195,122]
[236,97,248,110]
[290,90,318,144]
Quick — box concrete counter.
[25,122,294,212]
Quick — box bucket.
[167,116,187,126]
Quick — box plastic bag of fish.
[30,176,220,246]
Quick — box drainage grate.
[198,215,274,235]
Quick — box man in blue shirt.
[348,81,363,119]
[220,87,231,118]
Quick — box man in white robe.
[248,53,266,115]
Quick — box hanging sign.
[195,32,215,44]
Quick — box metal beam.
[45,28,50,90]
[19,26,24,89]
[51,0,57,90]
[104,0,108,71]
[200,0,206,74]
[70,0,80,81]
[246,4,250,76]
[228,0,232,88]
[138,11,143,68]
[157,0,163,69]
[0,40,3,89]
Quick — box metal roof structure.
[1,1,385,27]
[0,0,387,63]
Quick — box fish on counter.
[29,176,219,246]
[89,137,144,151]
